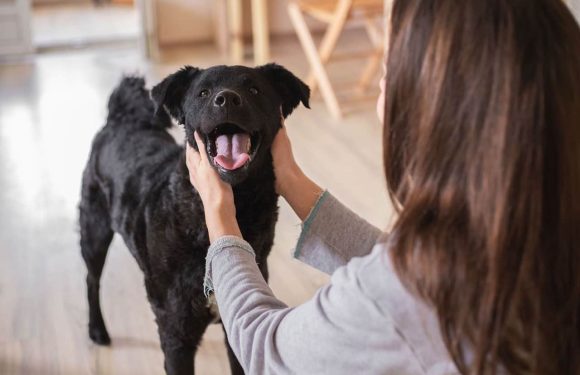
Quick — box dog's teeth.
[246,139,251,153]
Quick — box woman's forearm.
[205,204,243,243]
[279,170,324,222]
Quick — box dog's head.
[151,64,310,185]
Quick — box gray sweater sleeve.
[204,237,427,375]
[293,190,382,274]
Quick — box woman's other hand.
[271,122,323,221]
[271,125,301,197]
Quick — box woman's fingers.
[186,143,200,170]
[272,127,291,158]
[194,131,210,164]
[185,144,199,187]
[273,127,284,147]
[280,107,285,128]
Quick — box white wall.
[156,0,213,45]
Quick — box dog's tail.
[106,76,171,129]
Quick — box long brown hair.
[383,0,580,374]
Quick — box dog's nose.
[214,90,242,107]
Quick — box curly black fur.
[79,65,309,375]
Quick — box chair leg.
[357,17,384,92]
[288,2,342,119]
[251,0,270,65]
[227,0,244,64]
[305,0,353,92]
[356,51,383,93]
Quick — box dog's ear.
[151,66,200,124]
[257,63,310,118]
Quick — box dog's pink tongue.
[214,133,251,170]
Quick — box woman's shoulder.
[332,239,460,374]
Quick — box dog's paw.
[89,326,111,346]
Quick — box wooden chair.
[288,0,385,119]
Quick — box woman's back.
[382,0,580,373]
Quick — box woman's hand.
[271,125,301,197]
[186,132,233,210]
[186,132,242,242]
[271,123,324,222]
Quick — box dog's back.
[105,76,171,130]
[83,77,183,230]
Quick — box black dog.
[79,64,309,375]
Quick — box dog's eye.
[199,89,209,98]
[249,87,258,95]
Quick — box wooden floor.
[0,38,393,375]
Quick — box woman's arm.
[272,128,382,273]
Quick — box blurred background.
[0,0,578,374]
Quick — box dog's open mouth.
[206,123,260,171]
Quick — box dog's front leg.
[162,342,194,375]
[154,303,207,375]
[158,325,199,375]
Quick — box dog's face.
[151,64,310,185]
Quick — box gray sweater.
[204,191,459,374]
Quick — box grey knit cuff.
[204,235,256,297]
[293,190,329,258]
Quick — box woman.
[186,0,580,373]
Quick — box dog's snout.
[214,90,242,108]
